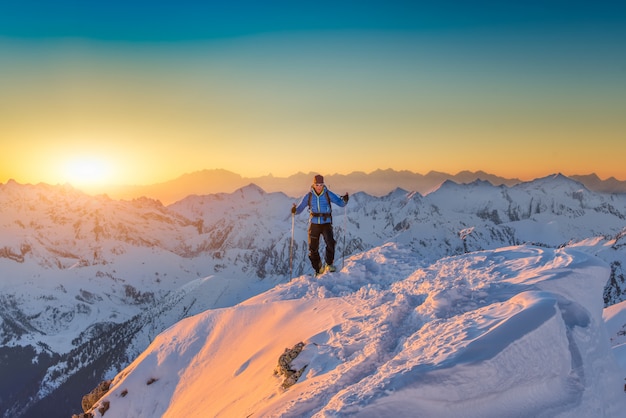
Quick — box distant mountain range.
[82,169,626,205]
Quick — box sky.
[1,0,625,190]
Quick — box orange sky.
[1,2,625,190]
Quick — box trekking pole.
[290,205,295,280]
[342,203,347,270]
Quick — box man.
[292,174,349,275]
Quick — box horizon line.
[2,169,625,190]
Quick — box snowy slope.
[604,300,626,372]
[88,244,626,417]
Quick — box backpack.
[308,190,332,221]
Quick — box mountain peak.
[467,178,495,187]
[434,178,461,191]
[529,173,587,190]
[382,187,411,199]
[235,183,266,198]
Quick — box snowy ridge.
[92,244,626,417]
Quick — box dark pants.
[308,223,336,273]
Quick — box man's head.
[313,174,324,192]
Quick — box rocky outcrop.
[72,379,111,418]
[274,342,307,389]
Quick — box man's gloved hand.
[342,193,349,203]
[291,204,297,214]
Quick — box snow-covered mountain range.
[86,168,626,205]
[1,174,626,417]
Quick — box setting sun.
[61,156,113,187]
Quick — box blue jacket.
[294,186,346,224]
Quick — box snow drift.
[88,244,626,417]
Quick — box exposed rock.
[98,400,110,415]
[81,380,111,413]
[274,342,307,389]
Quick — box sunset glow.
[1,1,625,188]
[61,155,113,187]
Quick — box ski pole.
[290,205,295,280]
[342,203,347,270]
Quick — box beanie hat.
[313,174,324,184]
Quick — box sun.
[62,155,113,187]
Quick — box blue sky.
[3,1,624,40]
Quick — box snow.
[3,177,626,416]
[93,243,626,417]
[604,300,626,372]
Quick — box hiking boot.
[326,264,336,273]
